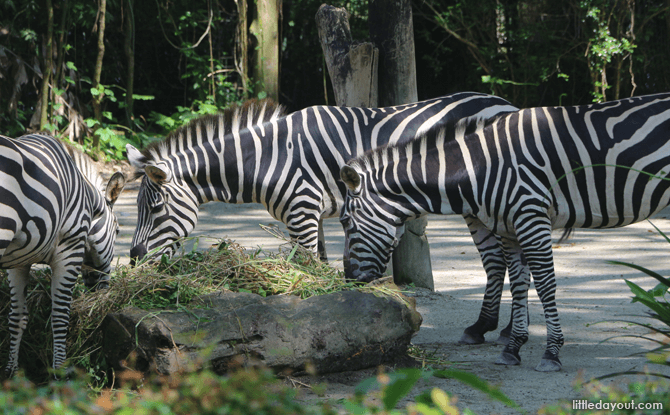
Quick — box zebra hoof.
[458,331,485,345]
[494,351,521,366]
[535,358,562,372]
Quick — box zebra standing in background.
[1,134,125,377]
[339,93,670,372]
[126,93,519,345]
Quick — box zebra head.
[127,144,199,264]
[83,172,126,289]
[339,165,406,282]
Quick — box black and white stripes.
[126,93,517,262]
[0,134,125,377]
[339,92,670,372]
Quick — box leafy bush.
[0,367,334,415]
[0,365,520,415]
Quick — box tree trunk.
[234,0,249,98]
[39,0,54,131]
[315,5,378,108]
[54,0,69,98]
[91,0,106,150]
[315,4,378,261]
[124,0,135,129]
[249,0,280,101]
[369,0,434,290]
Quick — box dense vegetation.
[1,1,669,159]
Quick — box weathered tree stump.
[315,5,378,107]
[369,0,434,291]
[316,2,434,290]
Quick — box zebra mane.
[63,142,107,194]
[140,98,286,163]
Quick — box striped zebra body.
[127,93,519,345]
[126,92,517,262]
[0,134,125,377]
[339,92,670,372]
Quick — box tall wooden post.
[369,0,434,290]
[316,2,433,289]
[315,5,378,108]
[315,4,378,261]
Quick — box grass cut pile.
[0,235,406,383]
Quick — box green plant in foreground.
[348,367,520,414]
[602,221,670,379]
[0,365,521,415]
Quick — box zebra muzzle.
[129,244,148,266]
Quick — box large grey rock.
[102,290,422,376]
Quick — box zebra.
[125,92,517,262]
[1,133,126,377]
[338,92,670,372]
[125,93,519,345]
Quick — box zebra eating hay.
[125,92,517,263]
[0,134,125,378]
[339,93,670,372]
[125,93,523,346]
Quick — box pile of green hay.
[0,238,405,383]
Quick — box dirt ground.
[114,179,670,414]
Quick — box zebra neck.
[170,125,274,206]
[363,136,467,219]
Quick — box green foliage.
[539,377,670,414]
[609,222,670,368]
[534,221,670,414]
[0,364,523,414]
[0,368,335,415]
[344,367,520,414]
[601,222,670,377]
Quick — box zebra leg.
[318,217,327,261]
[496,245,531,346]
[517,218,563,372]
[495,237,531,366]
[5,267,30,378]
[49,247,84,376]
[459,217,507,344]
[286,209,322,259]
[496,305,530,346]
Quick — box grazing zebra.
[126,93,520,344]
[126,92,517,262]
[1,134,125,377]
[339,93,670,372]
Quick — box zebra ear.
[145,163,173,185]
[340,165,362,193]
[106,172,126,206]
[126,144,147,169]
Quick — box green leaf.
[433,369,520,409]
[625,280,670,321]
[132,94,155,101]
[381,369,425,410]
[609,260,670,286]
